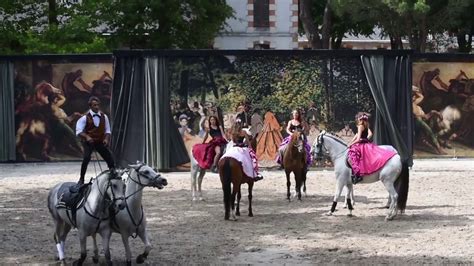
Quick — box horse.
[47,170,126,265]
[218,157,254,220]
[312,131,409,221]
[190,139,233,201]
[281,130,307,201]
[108,162,168,265]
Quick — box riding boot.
[351,174,363,184]
[254,173,264,181]
[109,168,118,179]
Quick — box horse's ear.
[321,130,326,135]
[128,163,140,169]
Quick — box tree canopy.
[0,0,233,54]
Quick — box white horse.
[108,162,168,265]
[190,141,234,201]
[47,171,126,265]
[312,131,409,221]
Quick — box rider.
[347,112,397,184]
[277,109,312,170]
[192,115,228,172]
[75,96,117,185]
[221,119,263,181]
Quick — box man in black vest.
[75,96,116,184]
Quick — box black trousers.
[79,141,115,182]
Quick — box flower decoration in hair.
[358,114,369,121]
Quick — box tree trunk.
[48,0,58,25]
[321,0,333,49]
[299,0,322,49]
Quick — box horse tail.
[395,162,409,212]
[221,158,232,217]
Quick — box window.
[254,0,269,28]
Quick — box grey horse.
[108,162,168,265]
[47,170,126,265]
[312,131,409,221]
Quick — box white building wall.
[214,0,298,49]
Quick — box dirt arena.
[0,159,473,264]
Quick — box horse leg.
[91,234,99,263]
[73,232,87,266]
[382,180,398,221]
[344,184,354,216]
[295,171,302,201]
[231,183,239,220]
[286,170,291,201]
[54,221,69,262]
[248,182,254,217]
[236,189,241,216]
[120,233,132,265]
[327,179,344,216]
[384,196,391,209]
[136,229,152,264]
[197,169,205,201]
[303,171,307,197]
[101,230,113,265]
[191,167,198,201]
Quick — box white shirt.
[75,110,111,136]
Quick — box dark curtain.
[0,61,15,161]
[361,55,413,166]
[111,55,189,170]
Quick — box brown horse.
[282,131,307,201]
[218,132,257,220]
[218,157,254,220]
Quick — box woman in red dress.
[192,116,228,172]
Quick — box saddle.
[56,182,90,226]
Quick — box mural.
[14,60,113,161]
[168,55,375,168]
[412,62,474,157]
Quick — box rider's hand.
[103,138,109,146]
[86,136,94,143]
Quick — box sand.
[0,159,473,264]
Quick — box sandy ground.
[0,159,473,265]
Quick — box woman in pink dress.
[192,116,228,172]
[347,112,397,184]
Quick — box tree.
[0,0,233,54]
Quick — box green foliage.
[0,0,233,54]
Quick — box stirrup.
[351,174,362,184]
[254,174,264,181]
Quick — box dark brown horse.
[218,131,257,220]
[282,131,307,201]
[218,157,254,220]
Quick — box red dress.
[192,127,227,169]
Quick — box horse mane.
[324,132,348,147]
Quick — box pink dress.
[348,129,397,176]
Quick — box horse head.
[312,130,327,159]
[102,171,126,211]
[290,130,305,154]
[128,161,168,189]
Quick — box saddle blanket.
[56,182,86,209]
[220,146,256,178]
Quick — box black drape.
[0,61,15,161]
[361,55,413,166]
[111,55,189,170]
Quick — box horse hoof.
[248,213,253,217]
[325,211,333,216]
[347,213,353,217]
[92,257,99,264]
[385,216,394,221]
[198,197,204,201]
[136,255,147,264]
[73,260,83,266]
[192,196,197,201]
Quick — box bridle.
[122,163,163,200]
[315,132,348,160]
